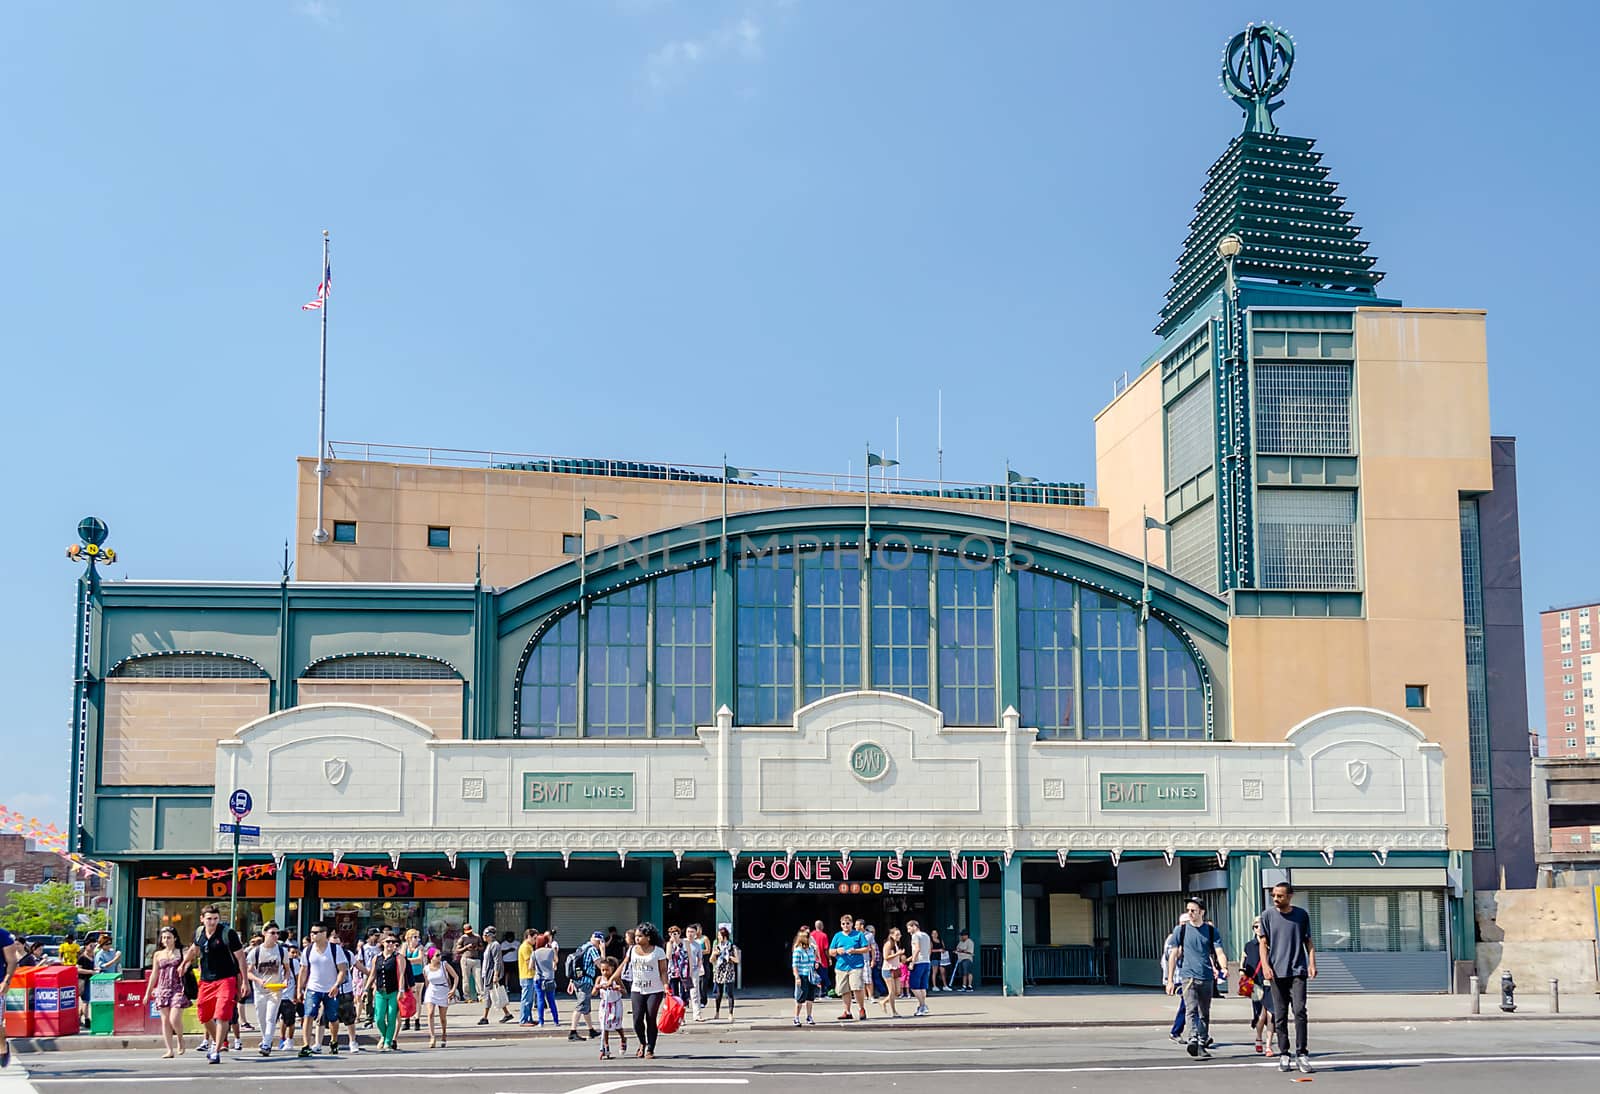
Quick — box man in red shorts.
[186,905,246,1065]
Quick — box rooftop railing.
[325,440,1094,507]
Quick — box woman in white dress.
[421,947,459,1048]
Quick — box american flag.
[301,258,331,311]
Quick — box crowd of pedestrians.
[101,882,1319,1069]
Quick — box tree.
[0,882,107,937]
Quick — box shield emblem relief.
[324,756,350,787]
[1346,759,1371,788]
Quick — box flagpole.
[312,229,331,544]
[721,453,729,569]
[863,443,872,561]
[1004,459,1013,574]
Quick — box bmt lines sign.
[522,772,635,810]
[1099,772,1207,811]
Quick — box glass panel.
[1253,362,1353,455]
[1313,893,1351,951]
[1018,570,1074,738]
[1080,591,1141,740]
[870,548,930,702]
[937,556,996,725]
[1146,618,1206,740]
[1398,891,1422,952]
[736,554,796,725]
[1257,488,1358,590]
[1358,894,1391,951]
[654,567,714,738]
[1421,890,1443,951]
[586,584,648,738]
[520,611,580,737]
[802,549,862,704]
[1168,501,1218,593]
[1165,378,1214,487]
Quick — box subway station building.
[75,27,1530,993]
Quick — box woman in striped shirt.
[790,928,819,1027]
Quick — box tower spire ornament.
[1221,23,1294,135]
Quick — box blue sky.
[3,2,1596,828]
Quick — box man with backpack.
[245,923,291,1056]
[186,905,246,1065]
[295,921,350,1057]
[1165,897,1228,1061]
[566,931,604,1042]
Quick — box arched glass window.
[1017,570,1074,738]
[655,567,714,737]
[937,556,996,725]
[736,554,796,725]
[587,584,648,737]
[1080,591,1141,739]
[870,548,930,701]
[523,612,579,737]
[1147,617,1206,740]
[802,549,861,704]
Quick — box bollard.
[1550,978,1559,1014]
[1469,975,1480,1014]
[1500,970,1517,1013]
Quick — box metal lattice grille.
[1460,499,1491,795]
[305,654,455,679]
[1472,793,1495,850]
[1257,489,1358,590]
[1165,379,1214,487]
[1168,502,1217,593]
[113,653,264,678]
[1253,363,1353,455]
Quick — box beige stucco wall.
[1091,309,1493,850]
[295,459,1110,587]
[1092,364,1167,565]
[103,679,270,785]
[1475,887,1598,991]
[1228,310,1492,850]
[295,681,464,738]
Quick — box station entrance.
[731,854,976,985]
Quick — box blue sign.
[217,823,261,837]
[229,789,252,818]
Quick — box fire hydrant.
[1499,970,1517,1013]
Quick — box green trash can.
[88,973,118,1035]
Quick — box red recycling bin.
[114,979,153,1036]
[31,964,80,1037]
[3,966,35,1038]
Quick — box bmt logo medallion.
[849,741,889,782]
[324,757,350,787]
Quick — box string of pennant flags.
[154,858,460,884]
[0,804,112,880]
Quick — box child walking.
[593,958,628,1060]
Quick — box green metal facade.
[78,505,1229,859]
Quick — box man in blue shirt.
[1259,881,1317,1074]
[1165,897,1227,1060]
[828,913,869,1021]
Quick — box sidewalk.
[15,985,1598,1055]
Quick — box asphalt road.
[6,1019,1598,1093]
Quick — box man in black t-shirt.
[185,905,246,1065]
[1259,881,1317,1074]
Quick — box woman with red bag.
[627,923,671,1059]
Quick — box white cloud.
[297,0,337,26]
[645,14,764,93]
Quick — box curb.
[13,1011,1595,1054]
